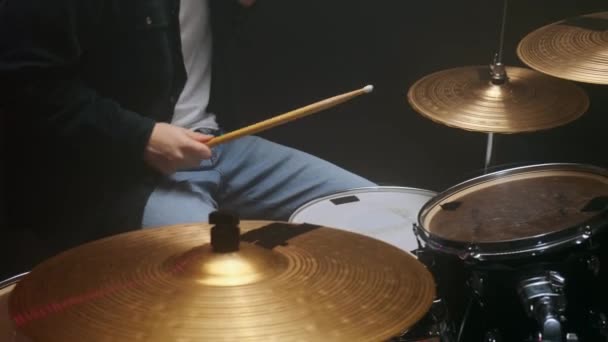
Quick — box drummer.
[0,0,374,274]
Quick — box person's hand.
[144,123,213,175]
[238,0,256,8]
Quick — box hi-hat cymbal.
[407,65,589,133]
[9,221,435,342]
[517,11,608,85]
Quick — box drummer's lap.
[142,136,375,227]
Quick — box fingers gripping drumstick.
[206,85,374,147]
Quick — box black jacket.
[0,0,244,256]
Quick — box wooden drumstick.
[206,85,374,147]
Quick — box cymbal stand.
[484,133,494,174]
[484,0,509,173]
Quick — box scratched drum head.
[417,163,608,261]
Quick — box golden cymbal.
[9,221,435,342]
[407,65,589,133]
[517,11,608,85]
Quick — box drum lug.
[460,244,481,261]
[582,224,593,242]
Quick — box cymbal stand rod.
[485,0,506,172]
[490,0,509,84]
[484,132,494,174]
[496,0,509,65]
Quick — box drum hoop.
[416,211,607,261]
[0,272,28,289]
[289,186,437,222]
[416,163,608,261]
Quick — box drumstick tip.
[363,85,374,93]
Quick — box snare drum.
[289,186,437,252]
[1,273,29,342]
[415,163,608,341]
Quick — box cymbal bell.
[407,65,589,133]
[517,11,608,85]
[9,221,435,342]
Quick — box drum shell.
[421,234,608,341]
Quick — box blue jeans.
[142,136,375,227]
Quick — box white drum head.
[289,187,436,252]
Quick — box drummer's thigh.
[142,170,220,228]
[216,136,375,220]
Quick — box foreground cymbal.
[9,221,435,342]
[407,65,589,133]
[517,11,608,85]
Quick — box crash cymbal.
[517,11,608,85]
[9,221,435,342]
[407,65,589,133]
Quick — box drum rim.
[288,186,438,222]
[415,163,608,261]
[0,272,28,289]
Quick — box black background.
[230,0,607,193]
